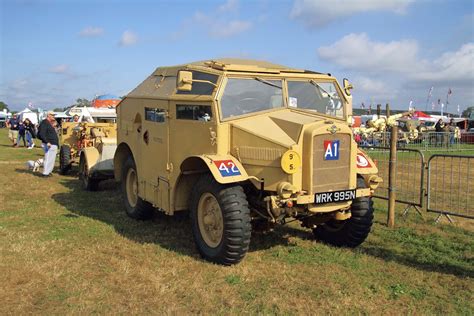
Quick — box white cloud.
[318,33,422,74]
[319,33,474,111]
[79,26,104,37]
[412,43,474,83]
[49,64,70,74]
[210,20,252,38]
[353,76,392,97]
[119,30,138,47]
[291,0,414,28]
[319,33,474,85]
[218,0,239,13]
[194,11,252,38]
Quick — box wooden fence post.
[387,125,398,228]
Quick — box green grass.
[0,128,473,314]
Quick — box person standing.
[16,120,27,147]
[24,118,36,149]
[37,112,59,177]
[434,118,445,147]
[6,114,19,146]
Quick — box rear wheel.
[121,157,154,220]
[190,174,251,265]
[59,145,72,175]
[313,177,374,247]
[79,155,99,191]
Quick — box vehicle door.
[168,101,217,210]
[140,99,170,210]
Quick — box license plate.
[314,189,356,204]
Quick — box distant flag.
[409,100,413,111]
[361,102,365,109]
[425,86,434,111]
[438,98,441,105]
[448,88,452,95]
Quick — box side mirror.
[343,78,353,96]
[177,70,193,91]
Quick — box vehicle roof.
[126,58,329,99]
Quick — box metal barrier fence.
[427,155,474,220]
[361,129,474,222]
[361,146,425,208]
[358,132,474,152]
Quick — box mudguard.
[81,147,100,172]
[356,148,378,175]
[193,154,250,184]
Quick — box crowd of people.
[6,112,60,177]
[6,114,39,149]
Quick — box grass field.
[0,129,473,314]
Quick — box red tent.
[413,111,431,118]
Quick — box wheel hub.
[197,193,223,248]
[126,168,138,207]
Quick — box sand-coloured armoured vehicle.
[114,59,382,265]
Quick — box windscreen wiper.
[255,77,282,89]
[310,80,338,112]
[309,80,332,96]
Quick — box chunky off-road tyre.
[313,177,374,247]
[190,174,251,265]
[59,145,72,175]
[79,155,99,191]
[121,157,154,220]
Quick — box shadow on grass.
[51,178,311,261]
[51,177,473,274]
[51,178,197,259]
[14,168,76,178]
[361,245,473,278]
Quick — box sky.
[1,0,473,114]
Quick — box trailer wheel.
[190,174,251,265]
[121,157,154,220]
[59,145,72,175]
[313,177,374,247]
[79,155,99,191]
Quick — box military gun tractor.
[114,59,382,265]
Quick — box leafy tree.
[0,101,9,112]
[74,98,91,107]
[462,106,474,119]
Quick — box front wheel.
[190,174,251,265]
[313,177,374,247]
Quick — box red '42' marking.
[213,160,241,177]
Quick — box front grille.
[312,134,351,193]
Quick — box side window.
[145,107,166,123]
[176,105,212,121]
[176,71,218,95]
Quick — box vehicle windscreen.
[220,78,283,119]
[287,80,344,119]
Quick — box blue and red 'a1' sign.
[324,140,340,160]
